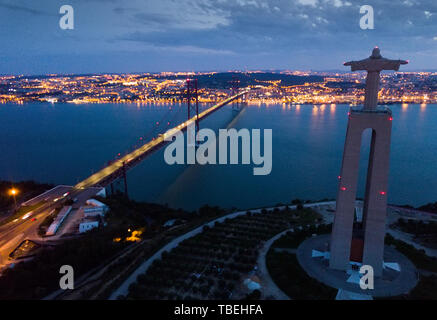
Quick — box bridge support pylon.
[186,78,199,132]
[122,161,128,199]
[230,75,241,112]
[242,92,248,106]
[187,78,200,148]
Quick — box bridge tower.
[108,161,115,195]
[108,160,129,198]
[186,78,199,132]
[122,161,128,199]
[241,91,247,105]
[230,75,241,111]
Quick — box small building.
[83,205,106,217]
[79,217,100,233]
[83,199,109,217]
[46,206,72,236]
[86,198,107,207]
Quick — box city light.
[9,188,18,209]
[1,71,436,105]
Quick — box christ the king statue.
[344,47,408,110]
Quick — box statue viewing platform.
[350,105,392,115]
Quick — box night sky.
[0,0,436,74]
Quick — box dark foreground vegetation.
[0,194,197,299]
[405,275,437,300]
[394,218,437,248]
[266,224,337,300]
[271,223,332,249]
[384,234,437,300]
[0,230,124,299]
[267,251,337,300]
[385,234,437,273]
[417,202,437,214]
[125,207,321,300]
[399,201,437,214]
[0,192,235,300]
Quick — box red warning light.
[388,117,393,121]
[337,175,342,179]
[379,191,386,195]
[341,187,347,191]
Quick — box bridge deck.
[74,91,248,189]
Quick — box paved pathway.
[256,229,292,300]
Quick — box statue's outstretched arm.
[344,59,369,71]
[381,59,409,71]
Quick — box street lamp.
[9,188,18,210]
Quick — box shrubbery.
[126,206,322,300]
[385,234,437,272]
[266,251,336,300]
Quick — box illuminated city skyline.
[1,70,436,105]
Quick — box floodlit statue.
[344,47,408,110]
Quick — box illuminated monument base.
[296,234,418,298]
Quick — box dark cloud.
[0,0,436,74]
[0,2,54,16]
[134,12,176,26]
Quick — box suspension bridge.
[74,87,249,191]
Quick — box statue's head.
[370,47,382,59]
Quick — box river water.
[0,102,435,210]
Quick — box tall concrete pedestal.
[330,109,392,276]
[329,47,408,277]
